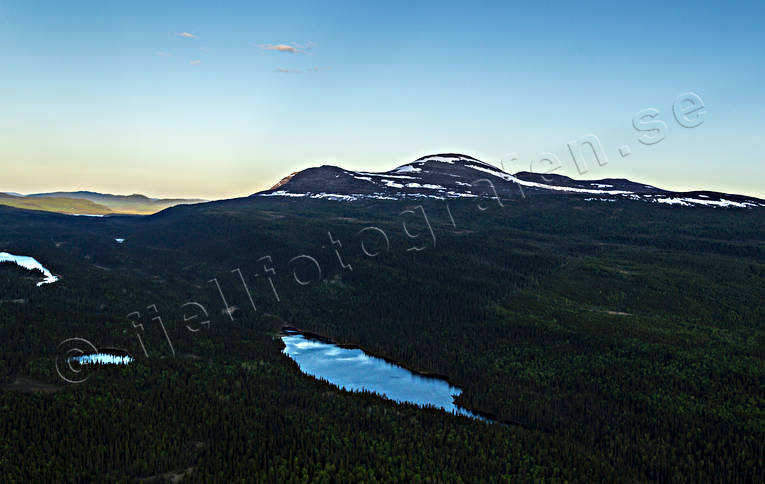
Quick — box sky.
[0,0,764,199]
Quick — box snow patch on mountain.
[465,165,634,195]
[394,165,422,174]
[405,183,445,190]
[381,180,404,188]
[419,156,455,164]
[652,197,757,208]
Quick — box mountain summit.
[256,153,765,208]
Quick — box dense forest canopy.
[1,195,763,482]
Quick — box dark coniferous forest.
[1,195,764,482]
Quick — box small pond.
[68,353,134,365]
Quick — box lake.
[0,252,59,286]
[281,330,484,420]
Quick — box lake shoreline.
[280,326,516,425]
[281,326,453,382]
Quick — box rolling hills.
[0,191,205,215]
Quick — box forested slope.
[0,196,763,482]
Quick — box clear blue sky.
[1,0,763,199]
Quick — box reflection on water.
[282,332,482,420]
[0,252,59,286]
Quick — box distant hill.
[0,193,112,215]
[0,191,206,215]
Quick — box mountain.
[19,191,205,215]
[256,153,765,208]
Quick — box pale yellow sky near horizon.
[3,147,764,201]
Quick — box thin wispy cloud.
[156,51,171,57]
[190,59,202,65]
[176,32,197,38]
[258,42,314,54]
[263,44,298,53]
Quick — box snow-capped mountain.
[256,153,765,208]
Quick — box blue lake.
[281,331,483,420]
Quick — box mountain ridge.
[256,153,765,208]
